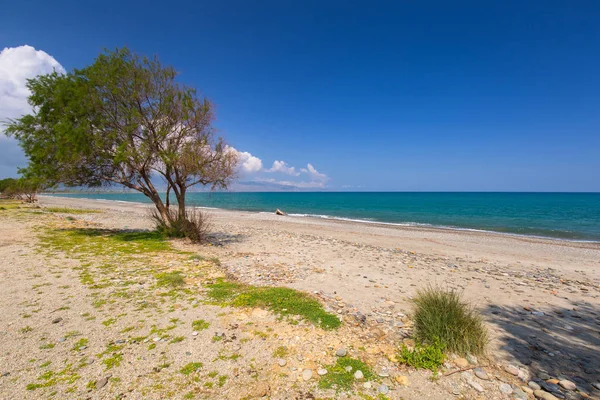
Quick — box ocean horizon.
[47,192,600,243]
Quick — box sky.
[1,0,599,191]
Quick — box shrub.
[398,338,445,372]
[149,207,211,243]
[155,271,185,287]
[318,358,376,391]
[411,286,487,356]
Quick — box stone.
[505,365,520,376]
[547,379,559,384]
[363,382,372,389]
[593,382,600,390]
[52,317,62,324]
[378,384,389,394]
[534,390,559,400]
[513,387,528,400]
[278,359,287,367]
[499,383,513,394]
[57,337,66,343]
[455,358,469,368]
[354,370,364,380]
[345,366,353,372]
[275,209,286,216]
[96,377,109,389]
[558,380,576,391]
[529,381,542,390]
[192,331,199,336]
[466,354,478,365]
[474,367,489,380]
[468,380,484,392]
[395,375,409,386]
[317,368,328,376]
[335,348,347,357]
[302,369,312,381]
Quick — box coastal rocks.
[474,367,489,380]
[534,390,560,400]
[275,209,286,216]
[499,383,513,394]
[335,348,347,357]
[505,365,520,376]
[529,381,542,390]
[95,376,109,389]
[558,380,576,391]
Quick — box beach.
[1,195,598,399]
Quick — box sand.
[1,195,598,399]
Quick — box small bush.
[191,319,210,331]
[411,286,487,356]
[398,339,445,372]
[149,207,211,243]
[155,271,185,287]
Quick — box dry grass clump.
[149,207,211,243]
[411,286,487,356]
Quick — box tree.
[2,177,45,203]
[5,48,238,235]
[0,178,17,194]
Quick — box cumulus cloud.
[226,146,263,174]
[266,160,300,176]
[0,45,65,176]
[301,163,328,182]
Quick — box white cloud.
[266,160,300,176]
[255,178,326,189]
[302,163,328,182]
[226,146,263,174]
[0,45,65,176]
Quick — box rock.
[505,365,520,376]
[354,370,364,380]
[474,367,489,380]
[547,379,559,384]
[302,369,312,381]
[335,348,347,357]
[191,331,199,336]
[534,390,559,400]
[363,382,372,389]
[558,380,576,391]
[275,209,286,216]
[395,375,409,386]
[499,383,513,394]
[513,387,528,400]
[593,382,600,390]
[455,358,469,368]
[529,381,542,390]
[278,359,287,367]
[345,366,353,372]
[317,368,328,376]
[378,384,389,394]
[466,354,478,365]
[57,337,66,343]
[468,380,485,392]
[52,317,62,324]
[96,377,109,389]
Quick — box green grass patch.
[180,362,203,375]
[273,346,289,358]
[398,339,445,372]
[206,279,340,330]
[318,358,376,392]
[71,338,88,351]
[411,286,487,356]
[155,271,185,287]
[191,319,210,331]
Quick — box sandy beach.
[1,195,598,399]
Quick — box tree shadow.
[483,301,600,395]
[207,231,246,246]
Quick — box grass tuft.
[180,362,203,375]
[155,271,185,287]
[191,319,210,331]
[206,279,340,330]
[411,286,487,356]
[398,339,445,372]
[43,207,100,214]
[318,358,376,392]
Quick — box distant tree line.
[0,177,44,203]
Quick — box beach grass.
[318,357,376,391]
[411,286,487,356]
[43,207,101,214]
[206,279,341,330]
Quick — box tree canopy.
[5,47,238,229]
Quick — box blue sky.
[1,0,599,191]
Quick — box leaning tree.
[5,47,238,235]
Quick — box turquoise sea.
[49,192,600,242]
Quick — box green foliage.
[272,346,289,358]
[155,271,185,287]
[191,319,210,331]
[180,362,203,375]
[398,339,445,372]
[206,279,341,330]
[0,178,17,193]
[150,207,212,243]
[43,207,100,214]
[411,286,487,356]
[318,358,376,392]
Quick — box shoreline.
[42,194,600,246]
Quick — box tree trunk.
[166,184,171,209]
[177,187,187,221]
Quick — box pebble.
[499,383,513,394]
[466,354,478,364]
[95,377,109,389]
[558,380,576,391]
[529,381,542,390]
[345,366,353,372]
[317,368,328,376]
[455,358,469,368]
[378,384,389,394]
[593,382,600,390]
[534,390,559,400]
[52,317,62,324]
[467,379,484,392]
[505,365,520,376]
[513,387,528,400]
[354,370,364,380]
[278,359,287,367]
[335,348,347,357]
[474,367,489,380]
[363,382,372,389]
[302,369,312,381]
[191,331,199,336]
[395,375,409,386]
[57,337,66,343]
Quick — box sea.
[48,192,600,242]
